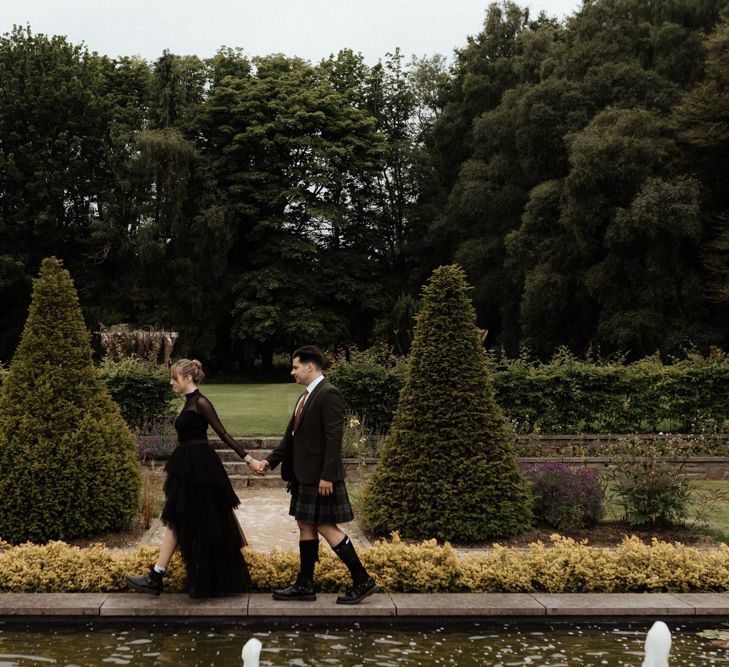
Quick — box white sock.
[153,564,165,574]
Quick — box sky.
[0,0,581,64]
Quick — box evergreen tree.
[0,258,140,543]
[362,265,532,541]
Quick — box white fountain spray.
[642,621,672,667]
[242,638,262,667]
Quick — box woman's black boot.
[125,566,164,596]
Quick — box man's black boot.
[332,536,378,605]
[125,565,164,596]
[336,575,378,605]
[272,539,318,601]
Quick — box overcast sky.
[0,1,581,64]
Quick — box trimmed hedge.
[98,357,176,429]
[363,265,532,541]
[328,347,406,433]
[491,348,729,434]
[2,534,729,593]
[334,347,729,434]
[0,258,140,544]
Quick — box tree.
[590,175,709,352]
[505,178,593,356]
[197,54,386,364]
[362,265,532,541]
[89,51,234,362]
[0,27,118,361]
[560,108,707,355]
[0,258,140,543]
[674,21,729,343]
[424,5,567,352]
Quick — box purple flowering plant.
[520,461,604,531]
[134,416,177,462]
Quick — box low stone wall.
[514,433,729,456]
[342,456,729,482]
[145,435,729,483]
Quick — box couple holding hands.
[125,346,377,605]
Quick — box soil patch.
[363,522,722,549]
[62,519,148,550]
[475,523,720,549]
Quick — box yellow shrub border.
[1,534,728,593]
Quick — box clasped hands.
[245,457,333,495]
[248,457,334,496]
[247,458,269,476]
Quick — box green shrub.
[491,347,729,434]
[334,346,729,435]
[605,438,692,528]
[98,357,176,429]
[363,265,533,541]
[520,462,604,530]
[0,257,141,544]
[328,346,407,432]
[3,535,729,593]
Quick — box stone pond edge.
[1,592,729,620]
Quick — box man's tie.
[293,390,309,431]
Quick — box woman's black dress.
[161,389,251,597]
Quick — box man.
[258,345,377,604]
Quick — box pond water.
[0,621,728,666]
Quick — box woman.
[126,359,262,597]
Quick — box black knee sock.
[299,539,319,584]
[332,535,368,585]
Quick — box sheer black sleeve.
[197,395,249,460]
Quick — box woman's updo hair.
[170,358,205,384]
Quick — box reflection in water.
[0,621,728,666]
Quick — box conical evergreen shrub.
[0,258,141,543]
[362,265,532,541]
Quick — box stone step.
[211,437,279,451]
[223,461,261,475]
[216,448,274,462]
[228,475,288,488]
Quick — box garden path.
[137,485,372,552]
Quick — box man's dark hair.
[292,345,325,370]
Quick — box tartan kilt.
[289,480,354,525]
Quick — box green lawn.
[689,481,729,541]
[202,383,303,436]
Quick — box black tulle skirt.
[161,439,251,597]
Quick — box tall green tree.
[421,0,728,358]
[0,27,116,360]
[363,265,532,541]
[90,52,232,361]
[674,21,729,337]
[198,54,386,364]
[0,258,140,543]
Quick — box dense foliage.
[4,534,729,593]
[98,358,176,429]
[2,1,729,369]
[0,259,140,543]
[521,462,604,530]
[363,265,532,541]
[334,347,729,434]
[327,346,407,433]
[604,439,693,528]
